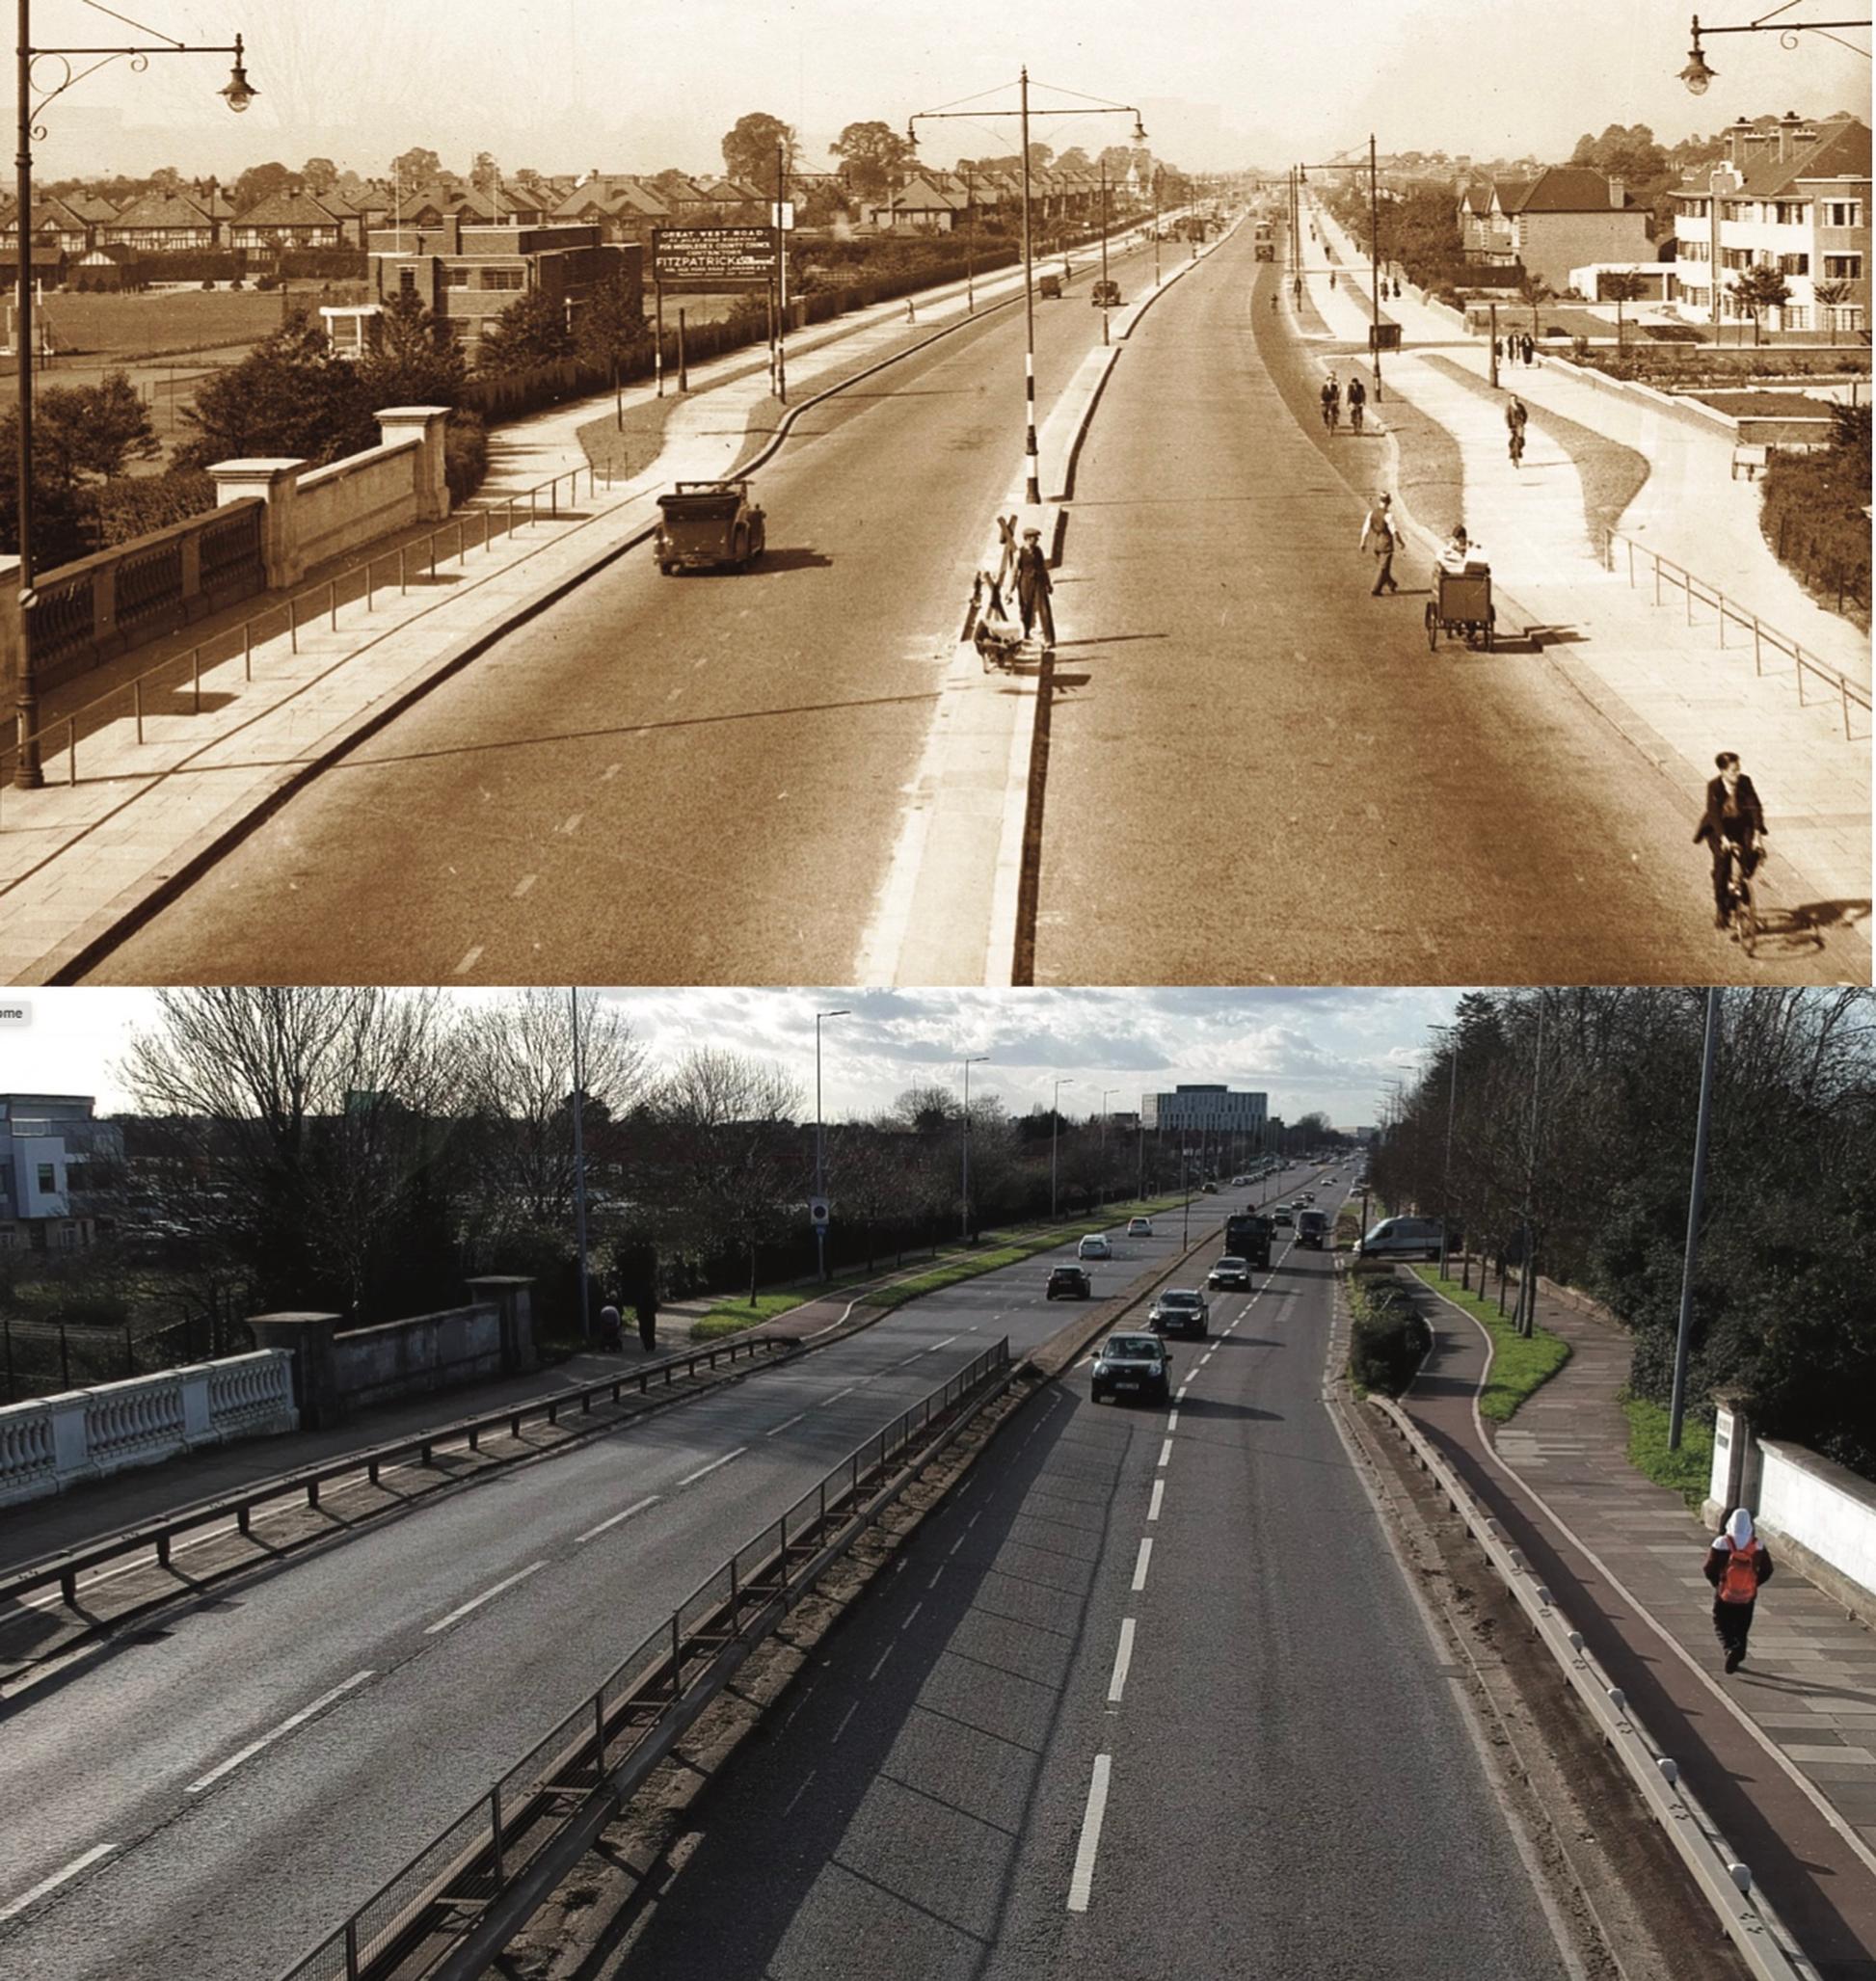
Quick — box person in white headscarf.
[1703,1507,1774,1673]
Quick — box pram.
[971,570,1027,668]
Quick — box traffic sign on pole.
[810,1196,830,1230]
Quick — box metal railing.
[0,1327,791,1617]
[0,458,616,816]
[277,1336,1015,1981]
[1598,525,1870,742]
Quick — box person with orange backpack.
[1703,1507,1775,1673]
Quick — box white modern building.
[1674,114,1869,334]
[1141,1084,1270,1136]
[0,1095,122,1250]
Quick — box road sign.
[810,1197,830,1229]
[770,201,794,231]
[652,226,780,286]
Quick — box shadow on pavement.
[755,547,836,572]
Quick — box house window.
[442,265,470,286]
[481,267,523,290]
[1824,201,1863,228]
[398,266,416,295]
[1680,240,1709,262]
[1722,248,1754,271]
[1823,254,1863,281]
[36,1163,55,1192]
[1774,201,1809,226]
[1782,305,1809,330]
[1831,305,1865,332]
[1778,253,1809,276]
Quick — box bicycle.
[1722,840,1760,954]
[1320,392,1340,434]
[1349,398,1365,434]
[1508,426,1525,468]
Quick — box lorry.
[1223,1210,1273,1269]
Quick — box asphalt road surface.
[82,236,1167,988]
[1029,228,1843,984]
[0,1166,1306,1981]
[610,1173,1575,1980]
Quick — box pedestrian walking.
[1505,393,1528,467]
[1492,336,1502,366]
[1704,1506,1774,1673]
[1358,492,1400,596]
[1695,750,1769,928]
[1520,332,1535,365]
[1015,525,1056,652]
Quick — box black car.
[1047,1265,1092,1299]
[1147,1288,1210,1337]
[1091,1331,1172,1405]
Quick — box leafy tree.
[174,314,378,470]
[470,150,499,196]
[357,288,469,406]
[572,272,651,372]
[1731,264,1791,344]
[474,288,575,375]
[300,156,339,195]
[390,147,443,186]
[232,161,293,211]
[1599,267,1647,346]
[0,372,160,564]
[721,112,795,189]
[1055,147,1092,174]
[830,120,916,201]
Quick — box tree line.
[1370,987,1876,1473]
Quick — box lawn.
[16,287,300,367]
[1620,1390,1716,1512]
[1409,1266,1571,1423]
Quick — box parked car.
[1126,1217,1154,1237]
[1208,1255,1251,1290]
[1078,1234,1112,1261]
[1091,1332,1171,1405]
[1147,1287,1210,1337]
[1296,1210,1330,1248]
[1356,1216,1455,1261]
[1047,1264,1093,1298]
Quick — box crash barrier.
[1370,1397,1816,1981]
[0,1330,793,1616]
[276,1337,1015,1981]
[0,455,605,813]
[0,1349,297,1509]
[1597,525,1870,742]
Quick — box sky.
[34,0,1869,183]
[0,986,1461,1126]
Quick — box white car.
[1126,1217,1153,1237]
[1272,1204,1295,1228]
[1078,1234,1112,1261]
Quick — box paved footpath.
[1297,200,1869,958]
[1393,1260,1876,1981]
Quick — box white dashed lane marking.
[425,1563,546,1636]
[576,1495,661,1543]
[678,1447,746,1486]
[0,1844,119,1922]
[1148,1480,1165,1522]
[1107,1618,1137,1703]
[1067,1754,1113,1912]
[187,1670,375,1792]
[1132,1538,1153,1591]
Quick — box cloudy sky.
[2,986,1461,1125]
[38,0,1867,181]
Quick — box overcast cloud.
[41,0,1867,181]
[1,986,1461,1125]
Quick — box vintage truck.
[1223,1210,1273,1269]
[653,480,766,574]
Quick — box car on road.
[1078,1234,1112,1261]
[1047,1265,1093,1299]
[1126,1216,1153,1236]
[1207,1255,1251,1290]
[1356,1216,1454,1261]
[1199,1180,1219,1193]
[1091,278,1121,307]
[1091,1332,1171,1405]
[1271,1204,1295,1228]
[653,479,766,574]
[1148,1287,1210,1337]
[1038,273,1063,299]
[1296,1210,1330,1248]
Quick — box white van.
[1356,1217,1448,1260]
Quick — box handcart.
[1426,563,1494,650]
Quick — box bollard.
[365,563,374,614]
[530,489,539,528]
[192,645,201,715]
[67,719,76,785]
[243,619,253,681]
[550,478,559,518]
[135,678,144,744]
[288,594,299,654]
[329,579,336,632]
[429,535,436,580]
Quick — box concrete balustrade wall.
[0,1350,299,1509]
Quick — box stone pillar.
[45,1391,94,1487]
[374,406,453,522]
[177,1363,215,1446]
[207,460,307,589]
[466,1276,536,1375]
[247,1311,341,1428]
[1705,1388,1760,1530]
[0,553,19,700]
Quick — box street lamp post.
[12,7,255,788]
[1669,989,1723,1450]
[1295,144,1387,402]
[1679,9,1869,93]
[1098,1087,1116,1203]
[1050,1077,1073,1219]
[570,987,591,1342]
[1098,159,1110,346]
[815,1006,850,1282]
[910,73,1144,507]
[960,1055,988,1240]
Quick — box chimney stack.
[1608,176,1625,208]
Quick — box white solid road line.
[0,1842,119,1922]
[187,1670,375,1793]
[764,1410,810,1436]
[1132,1538,1153,1592]
[1147,1480,1165,1522]
[679,1447,747,1486]
[1107,1619,1137,1703]
[576,1494,661,1543]
[424,1561,548,1636]
[1067,1753,1113,1913]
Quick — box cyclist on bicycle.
[1347,375,1366,432]
[1320,372,1341,432]
[1694,750,1767,930]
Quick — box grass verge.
[1409,1266,1571,1423]
[1619,1390,1715,1512]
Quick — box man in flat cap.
[1015,524,1056,654]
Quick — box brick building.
[1460,166,1650,292]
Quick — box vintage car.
[1038,273,1063,299]
[654,480,766,574]
[1091,278,1121,308]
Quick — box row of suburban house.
[1451,113,1868,334]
